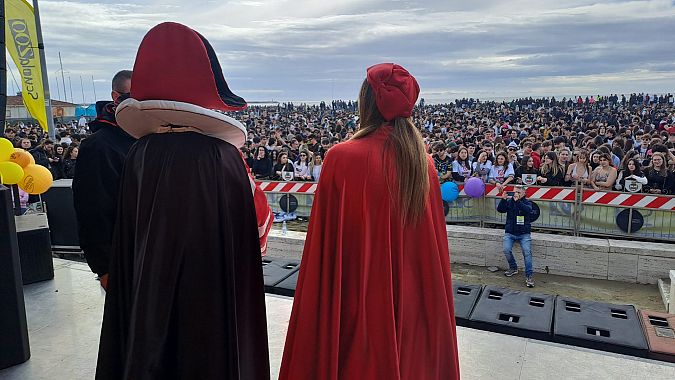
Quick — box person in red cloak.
[279,63,460,379]
[95,22,271,379]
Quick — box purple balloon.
[464,177,485,198]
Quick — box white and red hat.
[116,22,248,147]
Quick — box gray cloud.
[15,0,675,103]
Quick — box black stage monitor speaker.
[0,186,31,369]
[469,285,555,341]
[262,257,300,292]
[271,270,300,297]
[554,296,648,357]
[452,282,483,326]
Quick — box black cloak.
[96,131,269,379]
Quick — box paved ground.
[1,259,674,380]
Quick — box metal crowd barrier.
[256,181,675,242]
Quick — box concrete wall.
[267,226,675,284]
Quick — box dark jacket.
[63,158,77,179]
[497,197,534,235]
[30,147,51,169]
[645,169,675,195]
[251,157,273,179]
[72,101,136,275]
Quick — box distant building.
[5,95,78,121]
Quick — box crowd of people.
[2,92,675,194]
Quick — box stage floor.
[1,259,674,380]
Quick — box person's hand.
[539,177,548,184]
[496,183,504,191]
[99,274,109,290]
[650,188,661,194]
[501,190,508,200]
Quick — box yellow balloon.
[9,148,35,168]
[0,161,25,185]
[18,164,54,195]
[0,138,14,161]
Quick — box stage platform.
[1,259,674,380]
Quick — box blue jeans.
[503,233,533,277]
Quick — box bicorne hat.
[116,22,248,147]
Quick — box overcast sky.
[8,0,675,104]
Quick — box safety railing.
[255,180,675,242]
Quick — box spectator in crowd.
[251,145,273,179]
[497,185,535,288]
[488,151,515,190]
[472,149,492,182]
[433,142,453,184]
[590,153,618,190]
[590,150,601,170]
[273,151,295,180]
[515,155,538,185]
[615,158,647,192]
[452,146,473,182]
[72,69,135,289]
[538,151,565,186]
[18,137,32,150]
[645,152,674,194]
[51,145,65,180]
[30,139,54,169]
[310,152,323,182]
[62,145,79,179]
[293,150,312,180]
[566,149,592,187]
[3,127,17,144]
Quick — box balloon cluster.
[0,138,53,194]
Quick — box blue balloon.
[440,181,460,202]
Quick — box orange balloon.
[18,164,53,195]
[9,148,35,168]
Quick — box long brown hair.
[353,79,429,224]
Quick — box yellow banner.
[5,0,48,132]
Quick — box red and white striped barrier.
[582,191,675,211]
[460,184,577,202]
[256,181,317,194]
[255,181,675,211]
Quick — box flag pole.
[32,0,55,140]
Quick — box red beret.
[366,63,420,121]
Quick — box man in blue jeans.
[497,185,535,287]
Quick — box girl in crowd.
[50,145,66,180]
[472,149,492,182]
[507,150,520,171]
[62,145,79,179]
[515,155,538,185]
[615,158,647,192]
[644,152,674,194]
[273,152,295,181]
[565,149,592,188]
[451,146,473,182]
[590,150,601,170]
[590,153,618,190]
[488,151,515,190]
[251,145,272,179]
[538,151,565,186]
[310,153,322,182]
[294,150,312,181]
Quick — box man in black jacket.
[72,70,135,289]
[496,185,535,287]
